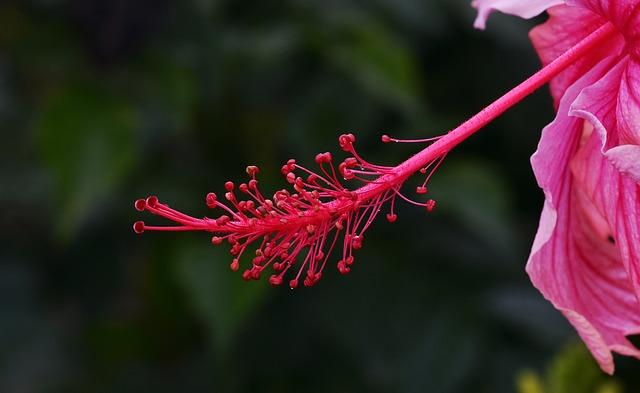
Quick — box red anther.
[238,201,247,210]
[269,275,283,286]
[133,221,145,234]
[242,269,252,281]
[239,183,249,193]
[289,279,299,289]
[248,179,258,189]
[315,152,333,164]
[342,168,355,180]
[345,256,354,266]
[281,164,290,175]
[307,174,318,184]
[337,260,350,275]
[386,213,397,223]
[303,277,313,287]
[246,200,255,210]
[286,159,296,172]
[246,165,259,176]
[134,199,146,211]
[228,235,238,244]
[352,235,363,249]
[420,167,427,174]
[205,192,218,208]
[216,215,230,225]
[381,134,391,143]
[225,181,235,191]
[146,196,159,207]
[338,133,356,152]
[286,172,296,183]
[211,236,223,245]
[426,199,436,212]
[231,244,241,256]
[315,251,324,261]
[273,262,282,271]
[230,258,240,271]
[225,192,235,201]
[416,186,427,194]
[335,220,344,230]
[251,267,262,280]
[344,157,358,167]
[306,224,316,234]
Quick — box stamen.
[134,23,618,288]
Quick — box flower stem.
[355,23,618,201]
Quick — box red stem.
[352,22,618,202]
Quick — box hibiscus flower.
[474,0,640,374]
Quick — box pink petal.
[570,57,640,175]
[528,57,640,374]
[472,0,564,29]
[529,5,624,105]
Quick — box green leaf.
[34,84,137,237]
[327,23,421,112]
[173,240,269,353]
[517,371,545,393]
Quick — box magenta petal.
[472,0,564,29]
[529,5,623,105]
[607,145,640,182]
[528,57,640,374]
[570,57,640,175]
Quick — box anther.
[225,181,235,191]
[246,165,259,176]
[206,192,218,208]
[416,186,427,194]
[146,196,158,207]
[230,258,240,271]
[134,199,147,211]
[426,199,436,212]
[133,221,145,234]
[269,275,283,286]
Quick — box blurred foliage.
[1,0,639,392]
[517,343,622,393]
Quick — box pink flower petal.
[472,0,564,29]
[529,5,624,105]
[570,57,640,175]
[528,57,640,374]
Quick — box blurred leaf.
[517,371,545,393]
[173,240,269,352]
[547,343,619,393]
[134,56,196,134]
[430,158,517,260]
[327,23,421,112]
[34,83,137,237]
[516,342,623,393]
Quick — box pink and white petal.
[607,145,640,182]
[472,0,564,29]
[530,5,624,105]
[528,58,640,374]
[567,0,640,47]
[616,59,640,145]
[571,57,640,147]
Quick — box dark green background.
[2,0,639,392]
